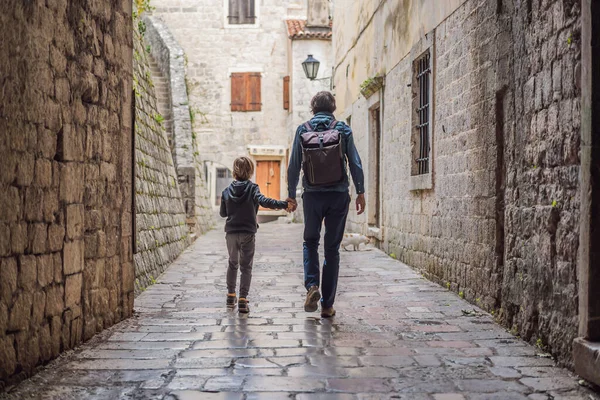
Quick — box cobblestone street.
[2,222,597,400]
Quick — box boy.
[219,156,289,313]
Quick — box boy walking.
[219,157,288,313]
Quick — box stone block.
[0,335,17,379]
[0,301,7,334]
[45,284,65,317]
[0,257,18,304]
[65,273,82,308]
[1,187,21,222]
[37,254,54,287]
[32,290,46,325]
[63,240,84,275]
[39,323,53,362]
[50,315,62,357]
[15,330,40,370]
[42,189,60,223]
[48,223,65,253]
[38,127,57,160]
[60,163,85,203]
[53,252,63,283]
[34,158,53,188]
[24,186,44,222]
[0,223,10,257]
[29,222,48,254]
[10,222,28,254]
[18,255,37,291]
[16,152,35,187]
[122,261,135,293]
[8,292,33,331]
[66,204,84,240]
[574,338,600,387]
[0,151,17,185]
[58,124,84,162]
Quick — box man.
[287,91,365,318]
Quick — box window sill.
[224,23,260,29]
[409,173,433,191]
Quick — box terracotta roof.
[285,19,332,40]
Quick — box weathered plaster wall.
[338,0,582,366]
[0,0,133,385]
[133,29,191,294]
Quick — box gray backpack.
[300,120,344,186]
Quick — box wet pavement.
[2,222,598,399]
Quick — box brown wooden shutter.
[283,76,290,110]
[247,73,261,111]
[231,73,246,111]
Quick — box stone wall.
[133,28,191,294]
[143,16,214,235]
[340,0,582,366]
[500,0,581,367]
[0,0,133,385]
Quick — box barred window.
[414,50,431,176]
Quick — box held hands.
[286,198,298,213]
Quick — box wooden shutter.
[228,0,240,24]
[283,76,290,110]
[247,73,261,111]
[231,73,246,111]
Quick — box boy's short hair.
[233,156,254,181]
[310,91,337,114]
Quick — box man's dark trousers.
[303,191,350,308]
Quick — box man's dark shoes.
[226,293,237,309]
[304,285,321,312]
[321,306,336,318]
[238,298,250,314]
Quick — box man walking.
[287,91,366,318]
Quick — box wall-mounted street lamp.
[302,54,333,89]
[302,54,321,80]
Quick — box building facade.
[332,0,598,378]
[151,0,332,213]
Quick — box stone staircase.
[148,56,175,153]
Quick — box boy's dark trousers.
[226,232,256,298]
[302,191,350,308]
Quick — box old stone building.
[0,0,134,385]
[150,0,333,213]
[334,0,599,381]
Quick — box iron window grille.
[415,51,431,175]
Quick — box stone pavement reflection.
[2,222,598,399]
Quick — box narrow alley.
[2,222,595,400]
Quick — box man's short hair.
[233,156,254,181]
[310,91,337,114]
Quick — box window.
[283,76,290,110]
[231,72,261,112]
[228,0,256,25]
[413,50,431,176]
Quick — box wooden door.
[256,160,281,210]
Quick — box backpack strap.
[328,119,338,129]
[303,121,313,132]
